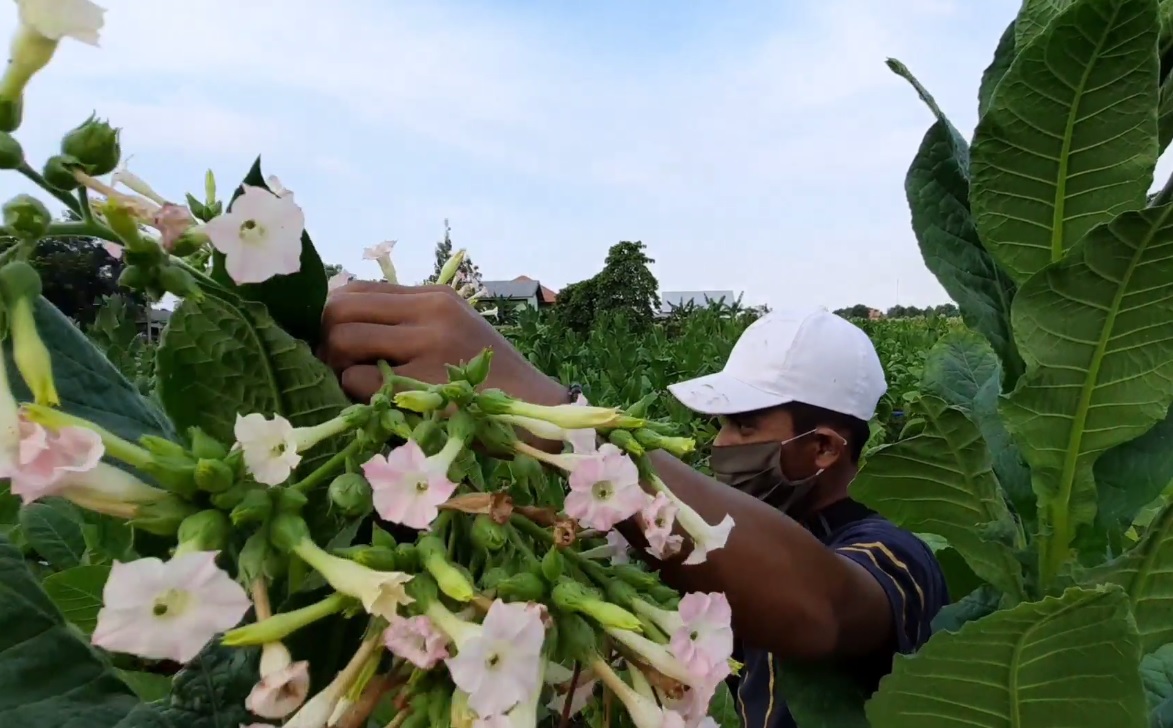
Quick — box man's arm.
[621,451,914,661]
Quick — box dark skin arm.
[319,282,894,661]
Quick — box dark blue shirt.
[732,500,948,728]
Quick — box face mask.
[709,429,824,513]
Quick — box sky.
[0,0,1040,310]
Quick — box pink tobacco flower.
[363,439,461,530]
[383,614,450,669]
[564,444,646,531]
[245,655,310,719]
[670,592,734,678]
[151,203,196,251]
[5,417,103,503]
[639,492,683,560]
[445,599,546,718]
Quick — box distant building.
[659,290,738,317]
[481,276,558,310]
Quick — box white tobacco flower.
[17,0,105,45]
[202,185,304,284]
[362,240,397,283]
[234,413,300,486]
[92,551,251,663]
[291,538,413,621]
[648,476,733,565]
[111,158,166,206]
[266,175,294,200]
[444,600,547,717]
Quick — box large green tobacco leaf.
[155,294,349,472]
[919,330,1033,522]
[865,585,1147,728]
[970,0,1159,284]
[888,60,1022,386]
[978,21,1016,118]
[20,499,86,570]
[1014,0,1075,49]
[41,564,110,634]
[1002,203,1173,582]
[6,298,176,443]
[853,395,1025,599]
[1093,405,1173,555]
[209,156,328,346]
[1084,499,1173,652]
[1161,76,1173,153]
[1143,645,1173,727]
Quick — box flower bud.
[232,488,273,526]
[269,513,311,553]
[646,584,679,608]
[188,426,229,460]
[2,194,50,240]
[0,98,21,134]
[158,264,203,301]
[184,192,210,223]
[334,545,397,571]
[328,472,372,517]
[607,429,644,456]
[541,547,565,583]
[604,579,639,610]
[117,264,153,291]
[469,514,507,552]
[476,389,630,429]
[238,529,271,586]
[175,509,231,554]
[140,434,190,459]
[480,566,510,591]
[551,579,642,632]
[473,418,517,453]
[210,483,248,511]
[463,348,493,387]
[204,169,216,208]
[274,487,307,515]
[417,535,475,602]
[393,389,445,413]
[611,564,660,591]
[0,132,23,170]
[60,115,121,176]
[41,154,82,192]
[130,494,200,536]
[194,458,235,493]
[394,543,420,572]
[0,262,56,405]
[632,429,695,457]
[554,611,599,663]
[222,592,351,646]
[404,571,440,613]
[495,572,546,603]
[435,248,466,286]
[142,456,199,499]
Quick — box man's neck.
[792,467,856,520]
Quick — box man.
[320,284,948,728]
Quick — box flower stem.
[17,161,80,215]
[292,437,365,493]
[77,187,93,222]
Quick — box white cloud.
[0,0,1023,310]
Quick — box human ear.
[811,426,847,469]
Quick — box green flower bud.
[551,579,642,632]
[237,529,271,585]
[437,380,475,406]
[158,265,203,301]
[328,472,372,517]
[60,115,121,176]
[371,524,397,550]
[495,572,546,602]
[1,194,49,240]
[541,547,565,583]
[436,248,466,286]
[469,514,507,552]
[117,264,153,291]
[555,610,599,663]
[193,458,235,493]
[169,227,209,257]
[184,192,211,222]
[41,154,82,192]
[647,584,680,607]
[268,513,311,553]
[474,417,517,453]
[612,564,660,591]
[394,543,420,571]
[633,428,695,457]
[222,592,350,646]
[0,97,22,134]
[188,426,229,460]
[604,579,639,610]
[142,457,198,499]
[210,483,248,511]
[175,509,231,554]
[130,495,200,536]
[405,571,440,613]
[0,132,23,170]
[463,348,493,387]
[480,566,510,591]
[274,487,307,514]
[418,535,475,602]
[140,435,190,459]
[335,545,398,571]
[0,259,40,300]
[607,429,644,456]
[394,389,445,413]
[231,488,273,526]
[0,263,56,406]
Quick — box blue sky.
[0,0,1036,309]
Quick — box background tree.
[555,240,660,333]
[430,219,482,286]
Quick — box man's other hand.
[319,281,567,406]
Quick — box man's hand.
[319,281,568,406]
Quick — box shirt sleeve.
[831,519,948,653]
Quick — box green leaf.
[853,395,1025,599]
[0,482,19,538]
[887,60,1022,386]
[41,564,109,634]
[81,512,135,563]
[1093,404,1173,555]
[1159,75,1173,154]
[115,670,171,703]
[209,156,328,346]
[1015,0,1075,49]
[776,661,869,728]
[1084,499,1173,652]
[706,681,740,728]
[0,534,142,727]
[6,298,176,443]
[1142,644,1173,709]
[978,20,1016,118]
[930,584,1002,633]
[20,499,86,570]
[919,329,1034,522]
[148,644,257,728]
[865,585,1148,728]
[970,0,1159,284]
[155,294,349,473]
[1002,203,1173,582]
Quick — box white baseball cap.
[667,307,887,421]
